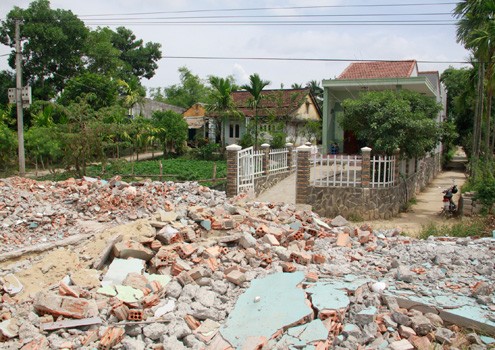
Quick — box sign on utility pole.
[15,19,25,176]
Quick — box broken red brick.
[112,304,129,321]
[177,271,196,286]
[290,251,311,265]
[281,262,296,273]
[204,246,221,258]
[150,240,162,251]
[225,270,246,286]
[336,232,351,247]
[175,244,196,259]
[305,271,319,282]
[98,327,124,350]
[20,337,49,350]
[34,292,98,319]
[312,254,326,264]
[142,294,160,309]
[205,257,219,271]
[127,309,144,321]
[59,281,79,298]
[185,314,201,330]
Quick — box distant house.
[130,98,185,119]
[215,88,321,146]
[322,60,446,154]
[182,103,212,146]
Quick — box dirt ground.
[355,151,468,237]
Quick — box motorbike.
[440,183,458,217]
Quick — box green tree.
[58,99,111,176]
[152,110,188,155]
[0,0,89,100]
[441,66,476,153]
[240,73,271,148]
[58,72,119,110]
[306,80,323,109]
[163,67,210,108]
[110,27,162,81]
[454,0,495,162]
[207,75,240,147]
[0,70,15,106]
[84,27,122,76]
[0,105,17,171]
[340,90,442,158]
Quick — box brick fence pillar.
[296,145,311,204]
[226,144,242,197]
[261,143,270,176]
[394,148,400,186]
[361,147,372,188]
[285,142,294,170]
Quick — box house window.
[229,123,240,138]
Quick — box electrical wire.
[77,2,458,17]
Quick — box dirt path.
[354,151,468,236]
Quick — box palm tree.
[207,76,239,147]
[291,83,303,89]
[455,0,495,162]
[241,73,271,148]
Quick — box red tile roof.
[338,60,418,80]
[230,88,314,118]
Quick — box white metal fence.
[253,149,264,178]
[311,153,362,187]
[237,146,254,193]
[370,155,396,188]
[269,148,289,173]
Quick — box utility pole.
[15,19,25,176]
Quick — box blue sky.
[0,0,471,92]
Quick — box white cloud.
[232,63,250,85]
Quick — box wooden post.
[212,162,217,184]
[159,161,163,182]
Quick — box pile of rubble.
[0,176,222,253]
[0,176,494,349]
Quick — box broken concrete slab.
[278,319,329,348]
[220,272,312,349]
[101,258,145,287]
[113,240,155,261]
[389,291,495,335]
[114,285,145,303]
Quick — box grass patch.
[34,158,227,187]
[418,217,490,240]
[400,197,417,213]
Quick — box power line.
[161,56,472,65]
[83,21,457,27]
[81,12,453,21]
[77,2,457,17]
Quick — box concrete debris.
[0,175,493,349]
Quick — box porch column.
[361,147,372,188]
[285,143,294,170]
[226,144,242,197]
[296,145,311,204]
[261,143,270,176]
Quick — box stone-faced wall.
[254,171,293,197]
[308,153,441,220]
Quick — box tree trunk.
[471,62,484,177]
